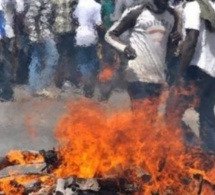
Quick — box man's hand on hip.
[124,45,137,60]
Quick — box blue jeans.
[29,38,59,93]
[76,45,99,97]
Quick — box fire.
[53,99,215,194]
[6,150,44,165]
[0,174,56,194]
[0,98,215,194]
[98,64,116,82]
[98,55,120,82]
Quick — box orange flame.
[6,150,44,165]
[53,99,215,194]
[98,65,116,82]
[1,95,215,194]
[0,174,56,195]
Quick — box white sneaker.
[62,81,72,91]
[34,89,55,98]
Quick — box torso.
[126,7,175,83]
[74,0,101,46]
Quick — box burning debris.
[0,148,215,194]
[1,100,215,194]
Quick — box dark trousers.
[0,39,14,101]
[166,52,180,87]
[127,81,163,100]
[127,81,163,111]
[76,45,99,98]
[166,66,215,152]
[55,33,77,87]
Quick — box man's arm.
[105,6,142,53]
[167,7,181,51]
[179,29,199,74]
[179,1,201,76]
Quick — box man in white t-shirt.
[73,0,102,98]
[167,0,215,151]
[105,0,180,109]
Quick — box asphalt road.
[0,85,198,157]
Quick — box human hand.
[170,31,181,44]
[124,45,137,60]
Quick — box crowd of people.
[0,0,182,101]
[0,0,215,152]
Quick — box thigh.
[127,82,162,100]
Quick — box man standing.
[25,0,59,97]
[167,0,215,151]
[73,0,102,98]
[0,0,25,101]
[105,0,180,109]
[52,0,79,89]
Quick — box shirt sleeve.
[105,6,141,52]
[183,2,201,31]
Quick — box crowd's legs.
[0,39,14,101]
[55,33,78,89]
[197,70,215,151]
[98,40,119,101]
[15,36,31,85]
[28,38,59,95]
[127,82,163,112]
[75,45,99,98]
[166,66,215,152]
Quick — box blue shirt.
[0,11,6,38]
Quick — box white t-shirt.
[74,0,102,47]
[106,5,175,83]
[183,1,215,77]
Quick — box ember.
[0,99,215,194]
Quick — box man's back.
[74,0,101,27]
[74,0,102,46]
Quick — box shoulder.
[121,4,144,19]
